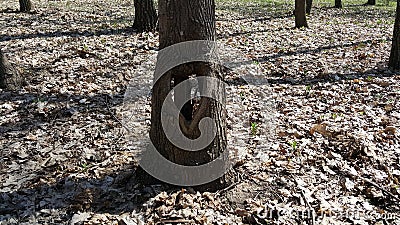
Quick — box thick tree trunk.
[0,50,23,90]
[147,0,231,190]
[19,0,32,12]
[306,0,312,14]
[366,0,376,5]
[335,0,343,8]
[295,0,308,28]
[389,0,400,69]
[133,0,157,32]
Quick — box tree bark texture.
[133,0,157,32]
[306,0,312,14]
[149,0,231,190]
[389,0,400,69]
[0,50,23,90]
[335,0,343,8]
[295,0,308,28]
[19,0,32,12]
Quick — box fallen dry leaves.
[1,0,400,224]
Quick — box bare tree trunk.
[19,0,32,12]
[133,0,157,32]
[306,0,312,14]
[366,0,376,5]
[335,0,342,8]
[146,0,232,190]
[0,50,23,90]
[389,0,400,69]
[295,0,308,28]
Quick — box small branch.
[215,181,240,196]
[359,176,400,202]
[334,166,400,203]
[105,95,133,132]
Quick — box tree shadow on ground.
[1,3,398,220]
[218,25,296,39]
[0,161,173,223]
[322,4,395,18]
[265,65,397,85]
[222,38,391,74]
[0,7,40,14]
[217,13,292,22]
[1,61,397,223]
[226,61,396,87]
[0,90,125,133]
[0,8,21,13]
[217,2,292,19]
[217,2,395,23]
[0,81,166,223]
[257,39,391,61]
[0,27,138,43]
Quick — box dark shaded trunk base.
[19,0,32,12]
[295,0,308,28]
[335,0,343,8]
[366,0,376,5]
[136,165,237,192]
[306,0,312,14]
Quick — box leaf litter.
[0,0,400,224]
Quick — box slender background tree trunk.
[335,0,342,8]
[133,0,157,32]
[148,0,231,190]
[367,0,376,5]
[295,0,308,28]
[19,0,32,12]
[306,0,312,14]
[389,0,400,69]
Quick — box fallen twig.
[291,174,315,225]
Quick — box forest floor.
[1,0,400,224]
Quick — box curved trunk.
[147,0,231,190]
[295,0,308,28]
[19,0,32,12]
[133,0,157,32]
[389,0,400,69]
